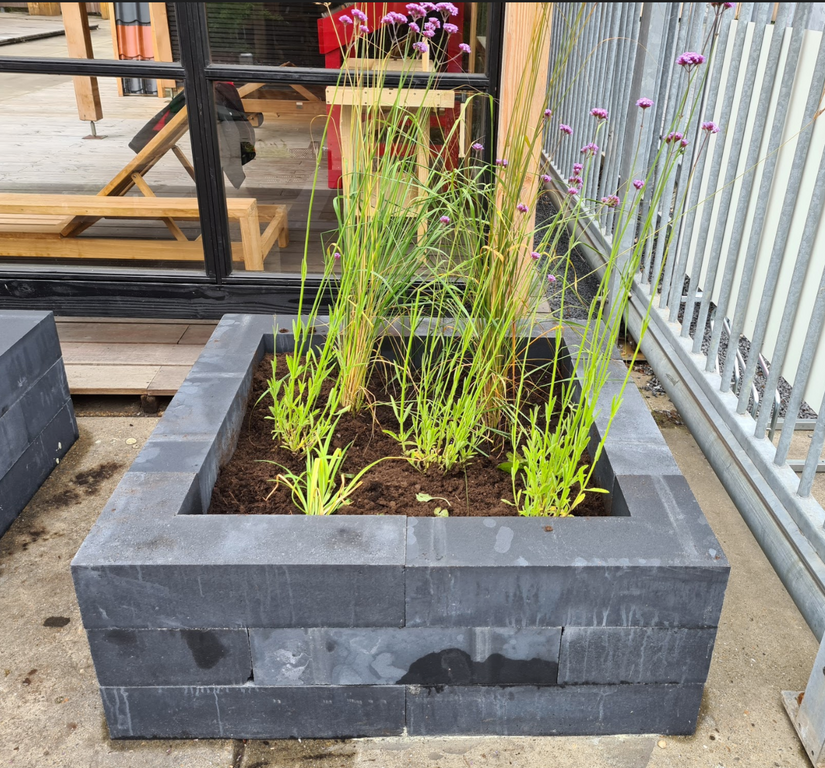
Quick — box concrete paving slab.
[0,394,820,766]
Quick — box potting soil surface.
[208,355,608,517]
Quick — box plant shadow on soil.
[208,355,608,518]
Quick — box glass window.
[0,2,180,71]
[206,3,488,74]
[0,74,204,272]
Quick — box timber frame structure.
[0,3,506,318]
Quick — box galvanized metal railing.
[544,5,825,754]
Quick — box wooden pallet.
[57,317,218,396]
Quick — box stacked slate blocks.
[72,314,729,739]
[1,310,77,536]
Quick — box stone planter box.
[72,314,728,739]
[1,310,77,536]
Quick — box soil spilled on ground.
[209,355,608,518]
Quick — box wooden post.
[27,3,61,15]
[149,2,177,99]
[61,2,103,122]
[495,3,553,304]
[106,3,123,96]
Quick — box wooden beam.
[130,173,189,242]
[148,2,176,99]
[61,2,103,122]
[240,99,328,118]
[171,145,197,181]
[106,2,123,96]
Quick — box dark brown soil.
[208,356,609,517]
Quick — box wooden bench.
[0,194,288,271]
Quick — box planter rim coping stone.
[72,313,728,627]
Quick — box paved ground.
[0,375,819,768]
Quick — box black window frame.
[0,2,505,318]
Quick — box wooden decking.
[56,317,217,395]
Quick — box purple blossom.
[516,202,529,213]
[333,251,342,260]
[540,174,551,184]
[590,107,609,121]
[381,12,407,24]
[351,7,368,22]
[632,179,645,190]
[421,28,435,38]
[676,51,706,70]
[567,188,578,196]
[360,24,370,34]
[495,158,508,167]
[568,175,583,187]
[424,19,439,30]
[340,15,352,24]
[471,142,484,151]
[680,138,689,148]
[580,142,599,156]
[572,162,583,174]
[710,2,735,8]
[601,195,620,208]
[421,1,436,9]
[559,123,573,135]
[406,3,426,18]
[413,40,429,54]
[665,131,684,144]
[408,21,420,33]
[444,22,459,34]
[544,108,552,118]
[530,251,541,260]
[702,121,720,134]
[435,2,459,16]
[636,97,654,110]
[547,274,557,283]
[458,42,471,53]
[439,215,450,224]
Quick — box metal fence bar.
[666,10,732,321]
[691,2,773,355]
[705,3,802,375]
[680,3,755,339]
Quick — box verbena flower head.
[580,142,599,156]
[333,251,342,260]
[544,108,552,118]
[710,2,735,8]
[458,42,471,53]
[436,2,459,16]
[540,174,551,184]
[665,131,684,144]
[633,179,645,190]
[568,175,583,187]
[676,51,706,70]
[572,162,583,173]
[495,158,508,167]
[340,15,352,24]
[426,18,441,29]
[413,40,429,53]
[559,123,573,135]
[590,107,609,121]
[444,22,459,34]
[439,215,450,225]
[408,21,420,33]
[601,195,620,208]
[406,3,426,18]
[567,187,579,196]
[471,142,484,151]
[636,97,654,110]
[680,138,689,148]
[530,251,541,260]
[517,202,529,213]
[359,24,370,34]
[702,121,720,134]
[548,274,557,283]
[421,28,435,38]
[351,8,368,22]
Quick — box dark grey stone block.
[250,627,561,686]
[101,684,405,739]
[0,402,76,536]
[406,683,704,736]
[558,627,716,685]
[0,394,29,477]
[186,314,269,375]
[0,311,62,414]
[87,628,252,686]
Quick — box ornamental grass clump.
[264,1,730,516]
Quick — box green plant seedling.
[416,492,451,506]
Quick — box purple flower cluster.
[676,51,706,70]
[530,251,541,260]
[590,107,609,121]
[435,2,459,16]
[540,174,551,184]
[568,175,583,188]
[636,97,654,110]
[413,40,429,53]
[406,3,427,18]
[559,123,573,136]
[459,42,471,53]
[632,179,645,190]
[439,215,450,225]
[547,274,557,283]
[567,187,579,196]
[544,108,552,118]
[710,2,735,9]
[664,131,684,144]
[381,11,407,25]
[600,195,620,208]
[516,202,529,213]
[702,121,720,134]
[572,162,583,174]
[580,142,599,156]
[351,8,368,22]
[333,251,342,260]
[471,142,484,152]
[495,158,509,167]
[444,22,459,34]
